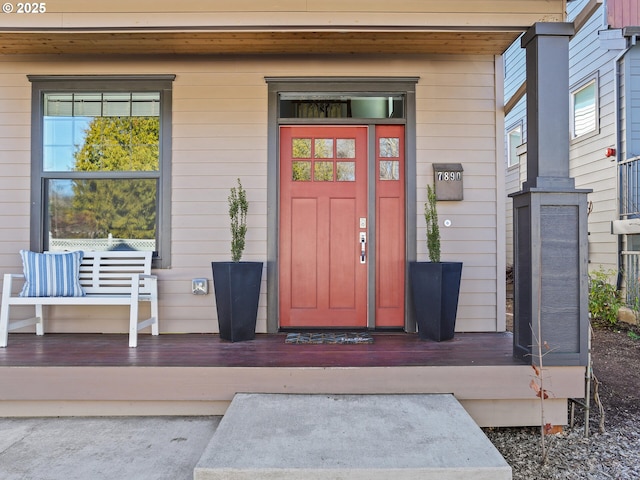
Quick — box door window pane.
[314,139,334,158]
[380,161,399,180]
[337,162,356,181]
[379,137,399,157]
[314,162,334,181]
[292,138,311,158]
[336,139,355,158]
[292,161,311,181]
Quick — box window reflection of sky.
[49,178,74,199]
[43,116,92,171]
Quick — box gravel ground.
[485,414,640,479]
[483,324,640,479]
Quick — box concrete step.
[195,393,512,480]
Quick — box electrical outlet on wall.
[192,278,208,295]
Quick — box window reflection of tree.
[294,100,350,118]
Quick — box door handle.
[359,232,366,264]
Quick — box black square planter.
[409,261,462,341]
[212,261,263,342]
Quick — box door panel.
[280,126,368,328]
[329,197,357,309]
[290,198,317,308]
[376,125,405,327]
[378,196,402,308]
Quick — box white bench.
[0,251,159,348]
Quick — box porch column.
[511,22,590,366]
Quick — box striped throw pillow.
[19,250,86,297]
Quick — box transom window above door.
[279,94,404,119]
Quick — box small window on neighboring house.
[571,77,598,139]
[29,76,174,268]
[507,124,522,168]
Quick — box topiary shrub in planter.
[212,178,263,342]
[409,184,462,341]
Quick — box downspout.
[614,34,637,289]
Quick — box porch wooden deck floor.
[0,332,524,368]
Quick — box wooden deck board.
[0,332,522,367]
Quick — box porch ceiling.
[0,28,523,56]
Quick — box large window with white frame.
[29,75,174,268]
[507,123,522,168]
[571,75,598,139]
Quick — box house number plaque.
[433,163,463,201]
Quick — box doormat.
[285,332,374,344]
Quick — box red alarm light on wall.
[605,148,616,157]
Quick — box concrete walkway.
[0,416,220,480]
[1,394,512,480]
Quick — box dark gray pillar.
[522,23,575,191]
[511,23,591,366]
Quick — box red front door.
[279,126,368,328]
[279,125,405,329]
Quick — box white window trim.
[570,74,599,141]
[507,122,523,168]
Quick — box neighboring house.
[0,1,589,424]
[505,0,640,304]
